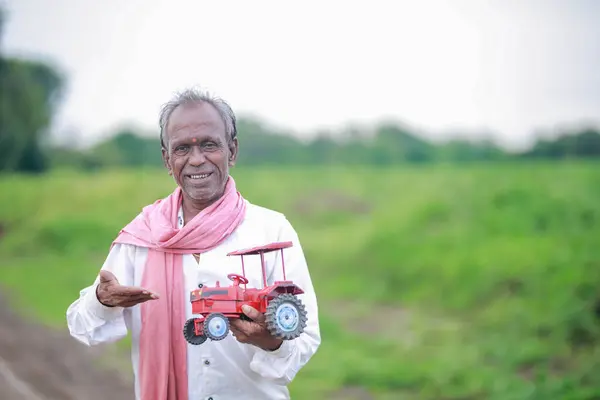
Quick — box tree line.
[1,6,599,174]
[47,122,600,172]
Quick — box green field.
[1,161,599,399]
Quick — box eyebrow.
[171,135,223,146]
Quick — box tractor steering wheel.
[227,273,249,285]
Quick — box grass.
[1,160,599,399]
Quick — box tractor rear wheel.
[183,318,207,345]
[265,294,307,340]
[204,312,230,341]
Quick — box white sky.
[2,0,599,150]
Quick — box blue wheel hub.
[207,315,227,337]
[276,303,299,332]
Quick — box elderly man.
[66,88,321,400]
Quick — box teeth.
[190,174,209,179]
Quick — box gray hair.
[158,87,237,148]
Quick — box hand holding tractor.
[183,241,308,346]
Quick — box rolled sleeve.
[66,243,135,346]
[250,340,297,384]
[255,339,294,359]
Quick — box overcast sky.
[2,0,599,149]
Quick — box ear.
[161,147,172,175]
[228,137,239,167]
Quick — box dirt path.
[0,355,46,400]
[0,292,134,400]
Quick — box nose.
[188,146,206,166]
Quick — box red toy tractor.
[183,241,308,345]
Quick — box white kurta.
[66,201,321,400]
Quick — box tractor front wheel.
[265,294,307,340]
[183,318,207,345]
[204,313,230,341]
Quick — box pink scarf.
[112,176,247,400]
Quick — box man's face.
[161,102,238,208]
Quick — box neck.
[181,192,225,225]
[181,197,205,225]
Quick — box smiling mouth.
[186,173,212,180]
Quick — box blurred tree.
[369,123,435,164]
[0,6,64,173]
[522,128,600,159]
[306,134,337,165]
[437,138,506,162]
[235,118,307,165]
[89,129,163,167]
[79,122,600,168]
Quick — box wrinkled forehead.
[166,102,227,140]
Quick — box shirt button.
[208,397,213,400]
[204,360,210,365]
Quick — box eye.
[173,145,189,155]
[203,142,218,150]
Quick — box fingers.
[229,322,250,343]
[105,292,158,308]
[97,281,159,308]
[229,319,251,334]
[115,285,160,299]
[230,317,282,350]
[230,319,255,336]
[98,270,159,298]
[120,296,157,307]
[241,305,265,323]
[229,306,266,344]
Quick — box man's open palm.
[96,270,159,308]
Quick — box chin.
[185,187,219,204]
